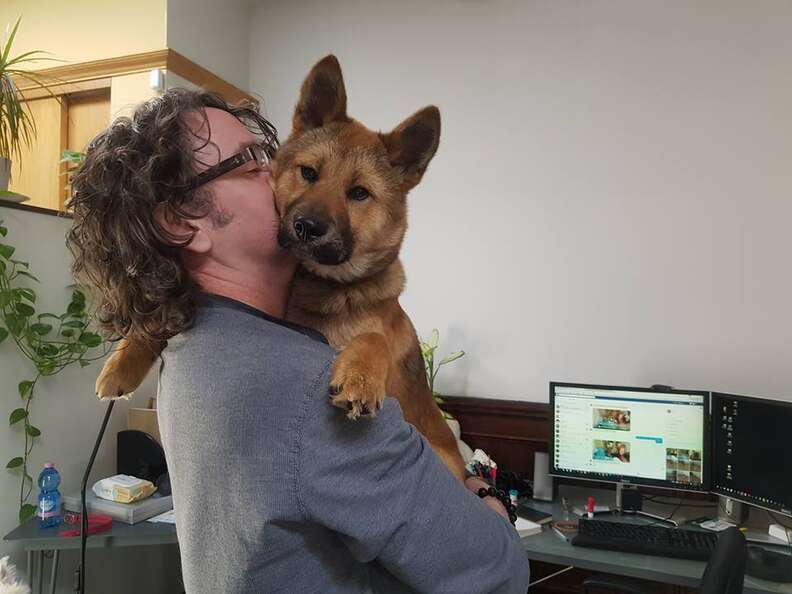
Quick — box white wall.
[249,0,792,402]
[166,0,251,91]
[0,207,179,593]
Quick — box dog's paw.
[95,356,142,400]
[329,370,385,421]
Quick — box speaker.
[533,451,555,501]
[117,430,167,485]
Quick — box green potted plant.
[419,328,465,420]
[0,18,52,195]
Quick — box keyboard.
[571,518,719,561]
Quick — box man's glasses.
[187,141,277,190]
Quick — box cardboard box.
[127,407,161,445]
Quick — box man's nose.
[293,216,328,242]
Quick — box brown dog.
[95,55,466,481]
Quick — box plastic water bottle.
[37,463,62,528]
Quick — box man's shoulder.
[163,299,336,395]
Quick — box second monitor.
[551,382,710,492]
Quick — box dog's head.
[274,55,440,282]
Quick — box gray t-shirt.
[157,294,530,593]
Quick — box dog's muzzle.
[278,216,352,266]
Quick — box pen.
[552,526,569,543]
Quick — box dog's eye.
[348,186,370,201]
[300,166,318,183]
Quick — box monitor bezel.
[549,381,711,493]
[710,391,792,518]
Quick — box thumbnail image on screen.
[592,408,631,431]
[665,448,702,485]
[593,440,630,462]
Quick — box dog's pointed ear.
[292,55,349,134]
[381,106,441,192]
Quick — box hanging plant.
[0,218,109,522]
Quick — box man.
[67,89,530,594]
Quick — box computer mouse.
[746,545,792,583]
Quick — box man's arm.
[295,363,530,594]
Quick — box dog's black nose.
[293,217,328,242]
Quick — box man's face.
[186,107,287,268]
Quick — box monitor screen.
[711,392,792,516]
[550,382,709,491]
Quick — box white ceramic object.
[447,418,475,464]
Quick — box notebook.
[515,516,542,537]
[516,503,553,525]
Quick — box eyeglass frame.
[186,140,276,190]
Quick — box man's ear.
[292,54,350,135]
[153,204,211,254]
[380,106,441,192]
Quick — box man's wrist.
[465,477,510,520]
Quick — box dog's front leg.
[96,337,165,399]
[329,332,390,420]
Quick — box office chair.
[580,527,747,594]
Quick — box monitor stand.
[613,483,679,527]
[717,495,748,524]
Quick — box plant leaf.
[5,313,23,336]
[9,258,28,268]
[438,350,465,366]
[1,18,21,65]
[18,380,33,399]
[26,425,41,437]
[78,332,102,348]
[29,323,51,335]
[67,301,84,316]
[79,359,90,368]
[19,503,36,524]
[35,343,58,357]
[6,457,23,469]
[429,328,439,348]
[9,408,26,425]
[0,326,7,344]
[0,243,14,259]
[62,319,85,328]
[15,288,35,303]
[14,302,34,317]
[0,225,6,236]
[60,328,74,337]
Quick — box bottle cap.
[43,463,54,469]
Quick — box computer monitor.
[711,392,792,517]
[550,382,710,492]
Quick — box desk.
[521,487,792,594]
[3,518,177,594]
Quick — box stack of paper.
[515,516,542,537]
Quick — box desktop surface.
[522,485,792,594]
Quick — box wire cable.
[75,400,115,594]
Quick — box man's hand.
[465,477,509,521]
